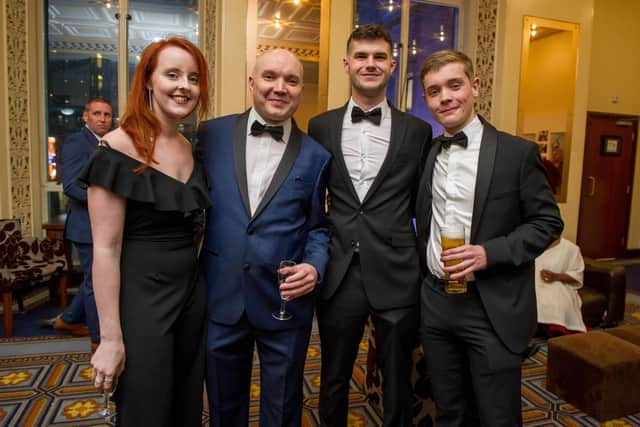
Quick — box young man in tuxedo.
[416,49,563,426]
[308,24,432,427]
[198,49,330,427]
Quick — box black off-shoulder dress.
[79,144,211,426]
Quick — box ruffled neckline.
[78,144,211,213]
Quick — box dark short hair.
[84,96,111,111]
[347,24,393,54]
[419,50,475,89]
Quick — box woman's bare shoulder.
[100,128,141,161]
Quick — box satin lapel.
[251,120,302,220]
[471,118,497,242]
[330,104,360,201]
[361,106,404,205]
[233,110,251,217]
[417,140,440,233]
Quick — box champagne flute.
[272,260,295,320]
[98,376,118,419]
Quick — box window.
[45,0,199,220]
[355,0,460,135]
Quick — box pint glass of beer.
[440,223,467,294]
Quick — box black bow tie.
[250,120,284,141]
[437,132,468,150]
[351,106,382,125]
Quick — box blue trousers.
[61,242,99,343]
[206,314,312,427]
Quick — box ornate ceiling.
[48,0,321,57]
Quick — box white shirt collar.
[85,125,102,142]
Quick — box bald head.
[249,49,304,124]
[252,49,304,79]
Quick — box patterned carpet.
[1,298,640,427]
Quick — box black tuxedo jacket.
[416,117,563,353]
[309,103,432,309]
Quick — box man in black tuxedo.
[308,24,432,427]
[416,50,563,426]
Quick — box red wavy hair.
[119,37,210,170]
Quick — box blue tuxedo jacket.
[62,126,98,244]
[197,111,331,331]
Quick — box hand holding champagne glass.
[440,223,467,294]
[98,375,119,419]
[273,260,295,320]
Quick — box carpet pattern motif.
[1,300,640,426]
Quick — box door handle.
[585,176,596,196]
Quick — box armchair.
[579,259,626,327]
[0,219,68,337]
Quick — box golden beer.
[440,225,467,294]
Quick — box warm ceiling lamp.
[439,25,445,42]
[387,0,395,12]
[293,0,300,4]
[530,23,537,38]
[274,12,282,29]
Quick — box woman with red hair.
[79,37,211,426]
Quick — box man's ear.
[471,77,481,97]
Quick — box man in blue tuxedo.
[53,97,112,347]
[197,49,330,427]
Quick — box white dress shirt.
[341,98,392,202]
[245,108,292,215]
[427,115,483,279]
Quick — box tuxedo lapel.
[251,119,302,219]
[331,104,360,201]
[471,117,497,242]
[233,110,252,217]
[417,139,440,234]
[362,106,404,204]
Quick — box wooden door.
[577,114,637,258]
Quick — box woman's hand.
[91,338,126,393]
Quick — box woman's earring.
[147,88,153,111]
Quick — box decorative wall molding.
[6,0,32,234]
[200,0,216,119]
[256,41,319,62]
[475,0,497,120]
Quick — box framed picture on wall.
[601,135,622,156]
[537,130,549,142]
